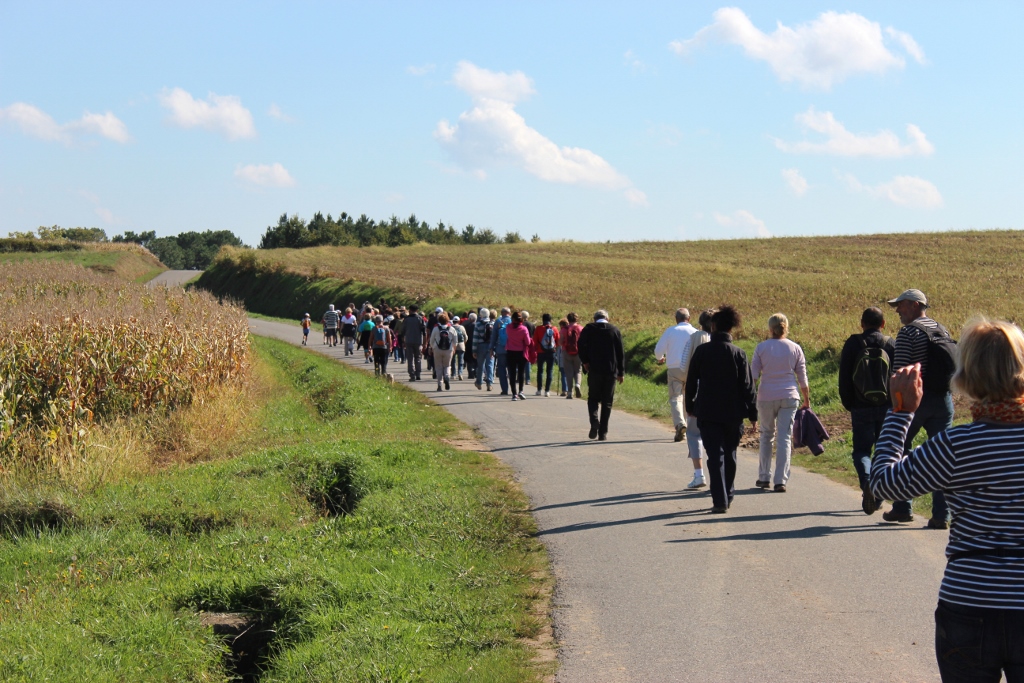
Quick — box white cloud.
[714,210,771,237]
[407,63,436,76]
[774,107,934,158]
[670,8,925,89]
[267,103,294,123]
[781,168,808,196]
[436,61,645,205]
[624,49,647,72]
[79,190,116,224]
[159,88,256,140]
[841,172,943,209]
[234,163,296,188]
[0,102,130,144]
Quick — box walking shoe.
[588,427,598,440]
[475,382,482,390]
[500,391,508,396]
[710,506,728,514]
[574,385,582,398]
[774,484,787,493]
[436,383,443,391]
[566,394,573,400]
[674,424,686,442]
[544,391,550,397]
[444,378,450,390]
[536,389,542,396]
[882,509,915,523]
[686,475,706,489]
[755,480,770,489]
[598,433,607,441]
[518,393,526,400]
[927,518,950,530]
[486,384,492,391]
[457,374,463,381]
[861,490,878,516]
[560,391,567,396]
[511,394,519,401]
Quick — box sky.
[1,1,1022,245]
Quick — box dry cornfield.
[0,262,249,466]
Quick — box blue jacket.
[489,315,512,355]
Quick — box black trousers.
[536,350,555,391]
[698,419,743,509]
[587,373,616,436]
[507,350,527,394]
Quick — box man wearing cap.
[883,289,952,529]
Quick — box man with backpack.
[883,289,955,529]
[430,313,457,391]
[370,314,393,377]
[488,307,513,395]
[322,304,340,347]
[473,308,495,391]
[839,307,897,515]
[533,313,560,396]
[562,312,583,399]
[403,305,426,381]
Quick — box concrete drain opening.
[200,612,277,682]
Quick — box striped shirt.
[893,317,938,374]
[871,411,1024,609]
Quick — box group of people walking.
[303,285,1024,680]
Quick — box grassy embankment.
[1,262,550,681]
[198,231,1024,511]
[0,240,165,283]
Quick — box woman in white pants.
[750,313,809,492]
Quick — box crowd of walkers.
[306,287,1024,681]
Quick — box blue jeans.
[559,356,569,394]
[851,405,891,492]
[935,600,1024,682]
[494,352,509,393]
[475,353,494,386]
[892,391,953,521]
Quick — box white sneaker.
[535,389,542,396]
[686,475,707,490]
[544,391,550,397]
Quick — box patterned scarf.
[970,397,1024,423]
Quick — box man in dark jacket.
[685,305,757,513]
[403,306,426,381]
[577,309,625,441]
[838,307,896,515]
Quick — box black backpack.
[911,321,958,394]
[437,326,452,351]
[482,322,492,344]
[852,335,892,406]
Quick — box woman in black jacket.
[684,305,758,513]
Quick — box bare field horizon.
[230,229,1024,350]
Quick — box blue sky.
[2,1,1022,244]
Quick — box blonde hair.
[768,313,789,338]
[954,317,1024,402]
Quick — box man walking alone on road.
[577,309,625,441]
[655,308,697,443]
[883,289,955,529]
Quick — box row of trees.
[258,212,534,249]
[113,230,244,270]
[9,226,109,242]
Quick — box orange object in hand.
[893,391,904,412]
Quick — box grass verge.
[0,336,552,681]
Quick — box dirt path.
[146,269,199,288]
[250,317,946,682]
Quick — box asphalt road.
[249,317,948,682]
[146,269,199,288]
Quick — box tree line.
[258,212,534,249]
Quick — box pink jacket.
[504,322,532,352]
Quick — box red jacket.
[533,324,560,352]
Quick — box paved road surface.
[147,269,200,288]
[250,317,947,682]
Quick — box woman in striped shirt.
[871,318,1024,681]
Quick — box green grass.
[0,337,551,682]
[0,248,165,283]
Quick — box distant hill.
[0,242,166,283]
